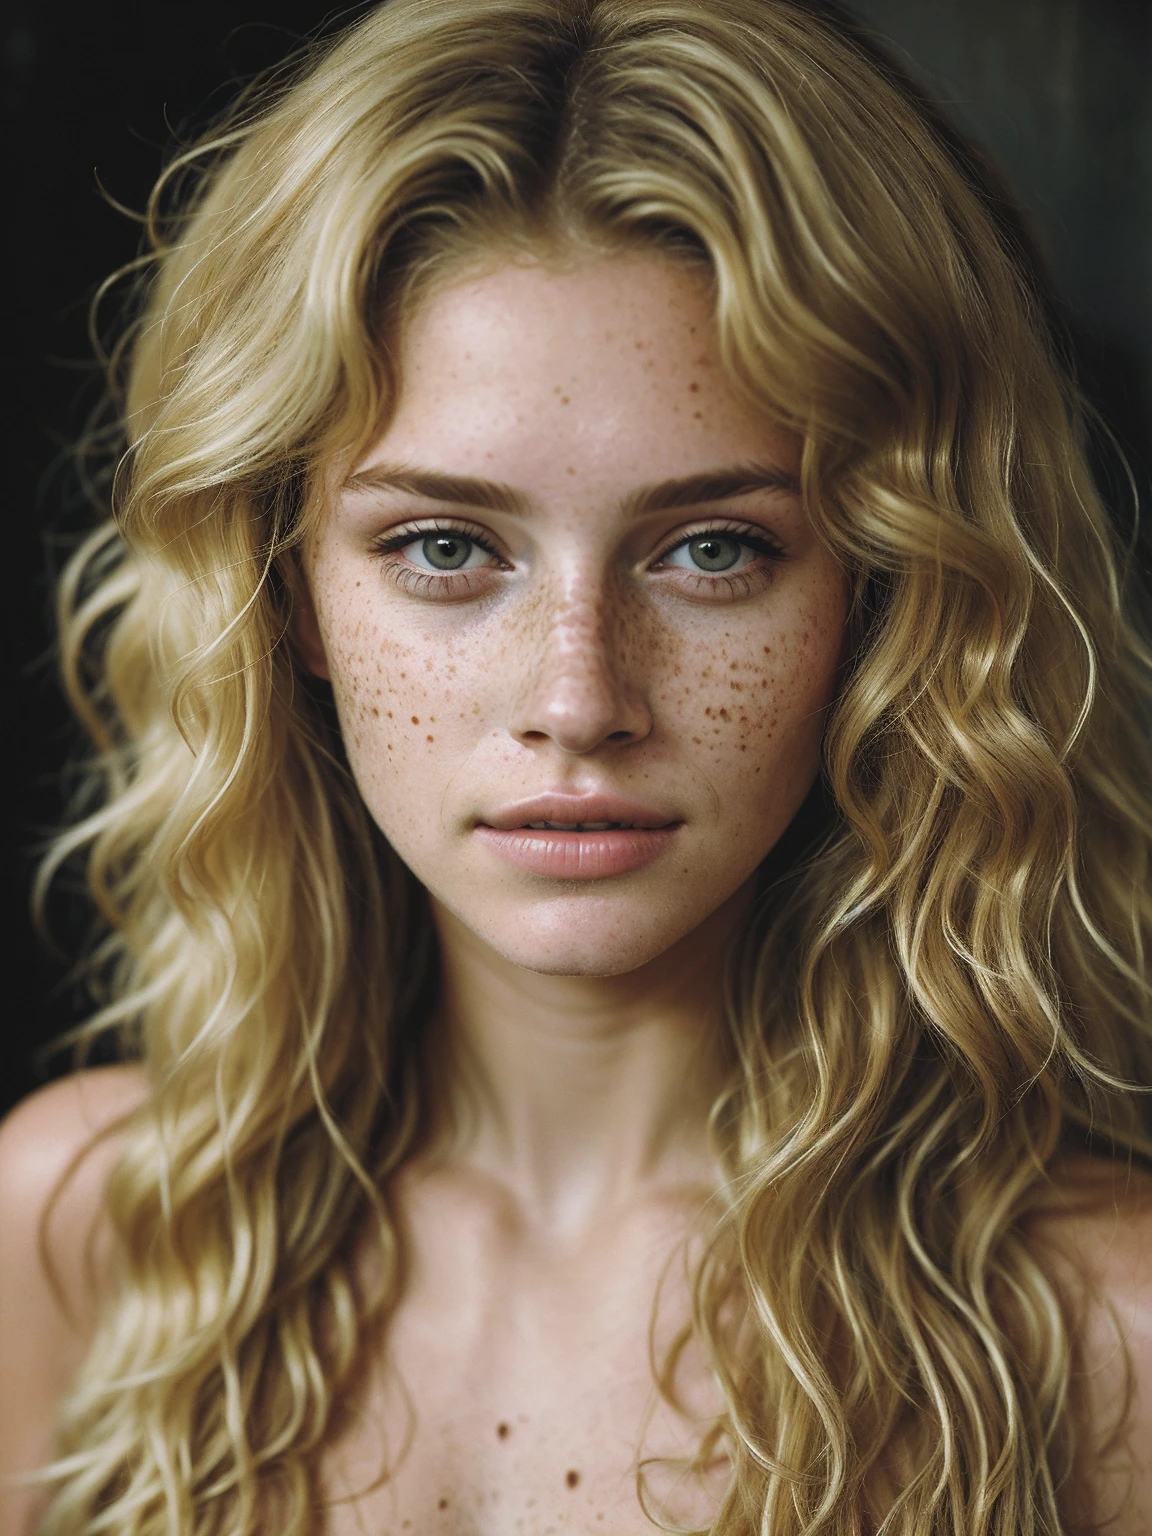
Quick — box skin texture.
[299,253,849,984]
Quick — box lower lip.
[474,825,679,880]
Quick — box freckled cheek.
[661,612,840,785]
[318,607,482,803]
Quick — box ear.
[292,584,331,681]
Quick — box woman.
[1,0,1150,1531]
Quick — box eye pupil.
[689,535,740,571]
[423,534,471,570]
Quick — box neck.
[424,891,748,1236]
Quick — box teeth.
[524,820,633,831]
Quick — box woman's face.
[300,253,848,976]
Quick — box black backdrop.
[4,0,1150,1117]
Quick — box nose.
[510,582,652,754]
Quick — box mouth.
[475,795,681,879]
[481,794,678,834]
[523,819,648,831]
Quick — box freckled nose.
[511,588,651,753]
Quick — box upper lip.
[479,793,680,831]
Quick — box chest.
[314,1204,729,1534]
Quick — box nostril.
[510,651,652,753]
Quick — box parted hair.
[34,0,1152,1532]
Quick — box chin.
[454,898,705,979]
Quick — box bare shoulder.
[0,1061,147,1168]
[0,1066,147,1532]
[0,1065,148,1272]
[1027,1157,1152,1535]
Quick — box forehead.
[366,253,800,493]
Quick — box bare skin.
[2,254,1151,1535]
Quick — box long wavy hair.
[33,0,1152,1532]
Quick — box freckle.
[565,465,576,476]
[693,411,702,420]
[387,742,393,750]
[692,736,702,744]
[411,716,419,724]
[497,1422,510,1439]
[560,395,570,405]
[565,1470,580,1488]
[688,381,699,392]
[438,1497,449,1510]
[426,734,435,742]
[371,706,379,716]
[387,710,393,717]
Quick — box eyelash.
[369,518,786,597]
[370,519,509,596]
[652,522,786,570]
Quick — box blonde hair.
[36,0,1152,1532]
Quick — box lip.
[475,793,681,880]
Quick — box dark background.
[3,1,1150,1117]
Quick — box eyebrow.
[341,460,801,516]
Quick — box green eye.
[679,535,743,572]
[420,534,473,570]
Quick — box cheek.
[653,586,843,795]
[317,593,477,807]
